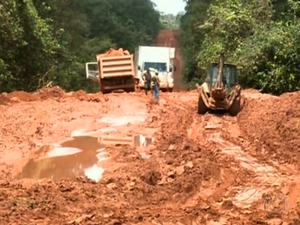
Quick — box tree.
[160,13,181,29]
[179,0,217,87]
[0,0,161,92]
[179,0,300,94]
[0,0,59,92]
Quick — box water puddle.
[98,115,146,126]
[17,133,154,182]
[71,127,117,137]
[17,136,108,182]
[204,118,299,208]
[41,147,82,158]
[18,111,155,182]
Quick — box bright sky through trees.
[152,0,186,14]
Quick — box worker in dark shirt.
[142,69,152,96]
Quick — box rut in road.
[166,92,299,209]
[203,115,299,209]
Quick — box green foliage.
[0,0,59,91]
[0,0,161,92]
[180,0,300,94]
[160,14,181,29]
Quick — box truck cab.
[135,46,175,92]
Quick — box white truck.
[134,46,176,92]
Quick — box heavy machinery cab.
[196,50,242,116]
[206,63,238,94]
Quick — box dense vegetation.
[160,14,181,30]
[3,0,298,95]
[0,0,161,92]
[180,0,300,94]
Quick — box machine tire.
[228,97,240,116]
[197,95,208,114]
[126,87,135,93]
[168,88,173,92]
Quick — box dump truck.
[85,48,135,93]
[196,50,242,116]
[134,46,175,92]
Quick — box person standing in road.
[142,69,152,96]
[152,72,160,102]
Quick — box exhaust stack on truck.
[85,48,135,93]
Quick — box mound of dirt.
[0,93,12,105]
[0,178,129,224]
[37,86,65,100]
[71,90,104,102]
[7,91,39,101]
[238,91,300,167]
[96,48,130,60]
[3,87,65,102]
[1,87,105,103]
[139,103,221,204]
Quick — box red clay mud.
[0,88,300,224]
[238,91,300,167]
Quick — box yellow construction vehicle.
[196,50,242,116]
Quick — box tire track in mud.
[205,118,300,212]
[165,92,300,210]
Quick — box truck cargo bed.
[98,55,134,79]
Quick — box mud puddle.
[204,117,299,209]
[71,113,149,137]
[98,113,146,126]
[17,136,108,182]
[17,134,154,182]
[17,112,155,182]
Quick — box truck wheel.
[168,88,173,92]
[197,95,208,114]
[228,97,240,116]
[126,88,135,93]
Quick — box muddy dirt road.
[152,30,185,91]
[1,87,300,224]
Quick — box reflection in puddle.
[18,133,154,182]
[71,129,88,137]
[98,115,145,126]
[85,165,105,181]
[71,127,117,137]
[43,147,82,158]
[134,134,154,147]
[17,136,108,182]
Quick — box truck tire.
[197,95,208,114]
[228,97,240,116]
[126,87,135,93]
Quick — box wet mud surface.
[1,87,300,224]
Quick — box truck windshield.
[143,62,167,72]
